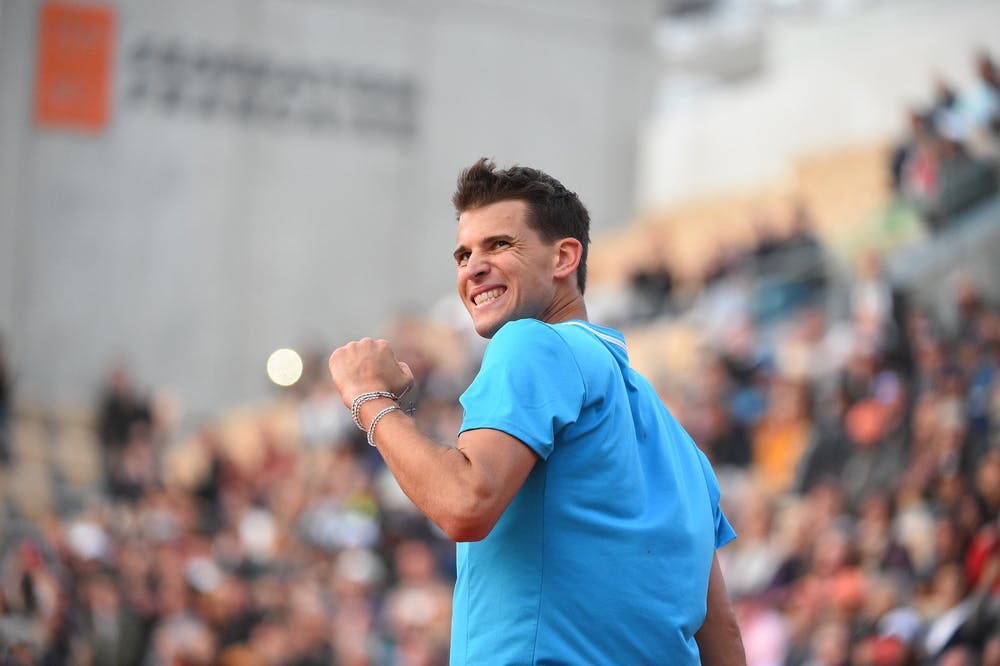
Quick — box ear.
[552,238,583,282]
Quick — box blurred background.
[1,0,1000,664]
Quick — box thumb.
[396,361,415,399]
[398,361,415,387]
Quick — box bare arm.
[695,553,747,666]
[329,338,538,542]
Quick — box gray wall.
[0,0,657,417]
[638,0,1000,210]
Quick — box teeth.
[474,288,503,306]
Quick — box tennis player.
[328,158,746,665]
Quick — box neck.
[542,291,588,325]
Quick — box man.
[328,158,746,665]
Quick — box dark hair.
[452,158,591,293]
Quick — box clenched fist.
[328,338,414,408]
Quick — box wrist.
[350,390,399,431]
[355,395,398,430]
[366,403,402,447]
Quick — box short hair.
[452,158,591,294]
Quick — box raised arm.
[329,338,538,542]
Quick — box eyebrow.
[453,234,516,258]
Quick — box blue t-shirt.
[452,319,736,666]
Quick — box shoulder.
[479,319,584,382]
[487,318,566,355]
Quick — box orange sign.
[34,2,116,132]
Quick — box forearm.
[328,338,535,541]
[357,399,492,541]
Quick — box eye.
[456,251,470,266]
[494,239,510,249]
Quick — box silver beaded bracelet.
[351,391,398,431]
[367,405,401,447]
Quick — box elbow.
[443,522,494,543]
[438,510,499,543]
[436,491,501,542]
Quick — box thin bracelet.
[351,391,397,431]
[367,405,401,447]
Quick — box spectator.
[965,52,1000,147]
[839,373,909,511]
[96,363,153,498]
[751,377,813,497]
[794,383,852,494]
[627,232,676,322]
[932,78,969,144]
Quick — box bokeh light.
[266,348,303,387]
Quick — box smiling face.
[454,199,583,338]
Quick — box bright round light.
[266,348,303,387]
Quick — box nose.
[464,251,490,279]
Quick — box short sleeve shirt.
[451,319,735,665]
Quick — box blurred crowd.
[2,245,998,665]
[625,200,829,331]
[626,50,1000,329]
[671,256,1000,665]
[890,51,1000,227]
[1,50,1000,666]
[0,318,480,666]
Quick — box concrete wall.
[637,0,1000,211]
[0,0,657,416]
